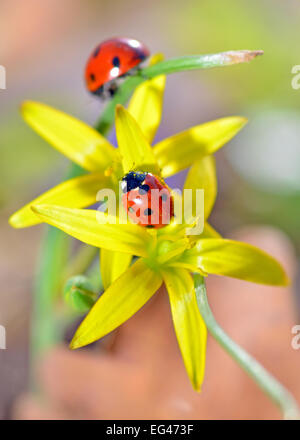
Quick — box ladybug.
[85,37,150,98]
[122,172,174,229]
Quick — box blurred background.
[1,0,300,419]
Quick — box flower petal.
[163,268,207,391]
[70,259,162,349]
[201,222,221,239]
[9,173,114,228]
[22,101,118,172]
[128,54,166,144]
[101,249,132,290]
[180,238,289,286]
[183,156,217,220]
[153,117,247,177]
[115,105,160,175]
[31,204,152,257]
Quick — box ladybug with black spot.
[85,37,150,98]
[122,172,174,229]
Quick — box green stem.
[30,164,84,382]
[143,50,264,77]
[31,228,67,357]
[194,274,300,420]
[30,86,120,371]
[61,245,98,286]
[95,49,263,132]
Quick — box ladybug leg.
[108,81,118,97]
[135,67,149,79]
[99,80,119,100]
[120,71,131,78]
[93,85,106,101]
[123,66,148,80]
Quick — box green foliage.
[64,275,97,313]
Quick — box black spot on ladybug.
[144,208,153,216]
[132,49,147,62]
[93,45,101,58]
[90,73,96,82]
[138,184,150,195]
[112,56,120,67]
[122,172,147,192]
[160,193,168,202]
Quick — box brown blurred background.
[1,0,300,419]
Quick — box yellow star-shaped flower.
[9,68,287,391]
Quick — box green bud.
[64,275,97,313]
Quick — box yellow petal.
[70,259,162,348]
[22,101,118,172]
[31,204,152,257]
[115,105,160,175]
[186,221,222,249]
[166,223,220,274]
[128,54,166,144]
[201,222,221,239]
[153,116,247,177]
[181,238,289,286]
[163,268,207,391]
[9,173,114,228]
[101,249,132,290]
[184,156,217,220]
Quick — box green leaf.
[143,51,263,78]
[95,50,263,134]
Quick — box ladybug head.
[121,171,147,193]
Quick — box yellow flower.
[9,65,245,291]
[9,65,288,391]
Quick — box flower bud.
[64,275,97,313]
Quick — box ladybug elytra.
[122,172,174,229]
[85,37,149,98]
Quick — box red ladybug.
[122,172,174,229]
[85,37,150,98]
